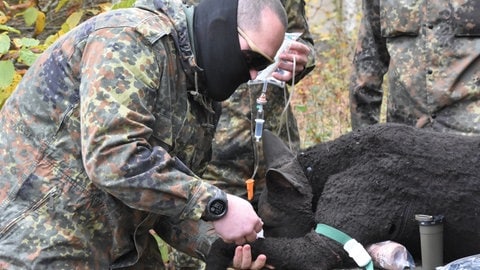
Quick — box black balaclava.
[194,0,251,101]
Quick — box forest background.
[0,0,367,148]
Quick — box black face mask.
[193,0,251,101]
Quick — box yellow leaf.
[97,2,113,13]
[55,0,69,12]
[0,72,22,109]
[12,38,22,49]
[0,13,9,24]
[65,11,84,30]
[44,33,60,47]
[34,11,46,36]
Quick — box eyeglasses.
[238,27,274,71]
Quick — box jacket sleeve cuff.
[179,179,224,221]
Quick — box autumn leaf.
[0,24,21,34]
[65,11,84,30]
[0,72,21,108]
[0,60,14,88]
[22,6,38,26]
[18,48,39,66]
[0,34,11,54]
[0,60,16,108]
[13,37,40,49]
[0,11,9,24]
[34,11,46,36]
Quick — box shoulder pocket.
[380,0,421,37]
[453,2,480,36]
[135,10,172,44]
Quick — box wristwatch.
[202,190,228,221]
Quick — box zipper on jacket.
[0,186,59,235]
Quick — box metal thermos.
[415,214,444,270]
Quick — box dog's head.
[258,130,315,238]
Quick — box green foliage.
[22,7,38,26]
[64,11,84,30]
[0,34,10,53]
[0,60,14,88]
[0,0,108,108]
[149,230,171,265]
[15,37,40,47]
[112,0,136,9]
[0,60,16,108]
[18,46,39,66]
[55,0,71,12]
[0,24,20,34]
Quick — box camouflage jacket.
[0,0,224,268]
[350,0,480,134]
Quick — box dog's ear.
[262,129,296,170]
[262,129,312,195]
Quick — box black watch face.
[209,199,227,216]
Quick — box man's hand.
[232,244,274,270]
[272,40,311,82]
[212,194,263,245]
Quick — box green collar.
[315,224,374,270]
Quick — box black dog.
[206,123,480,269]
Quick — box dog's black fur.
[206,123,480,269]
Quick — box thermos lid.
[415,214,445,225]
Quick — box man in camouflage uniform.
[350,0,480,134]
[165,0,315,269]
[0,0,289,268]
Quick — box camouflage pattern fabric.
[0,0,227,268]
[165,0,316,269]
[153,216,216,269]
[350,0,480,135]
